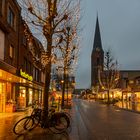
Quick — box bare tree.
[55,24,79,108]
[98,49,120,103]
[18,0,80,124]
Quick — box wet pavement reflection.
[0,106,77,140]
[115,101,140,112]
[76,99,140,140]
[14,129,70,140]
[1,99,140,140]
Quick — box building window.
[136,79,140,85]
[7,7,15,28]
[0,0,5,16]
[0,29,5,60]
[9,45,14,58]
[33,66,36,80]
[36,68,39,82]
[24,58,27,72]
[33,67,40,82]
[0,1,2,15]
[22,36,27,46]
[41,72,45,83]
[28,61,32,74]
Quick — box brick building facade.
[0,0,45,112]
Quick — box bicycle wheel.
[62,111,72,124]
[31,115,41,129]
[13,116,33,135]
[61,112,72,133]
[49,113,70,134]
[55,113,70,130]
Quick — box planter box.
[5,104,16,113]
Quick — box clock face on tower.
[96,47,100,51]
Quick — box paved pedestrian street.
[0,106,78,140]
[75,99,140,140]
[0,99,140,140]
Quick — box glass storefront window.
[28,89,33,105]
[0,82,16,112]
[17,87,26,109]
[6,82,12,102]
[34,90,39,101]
[0,83,6,112]
[38,90,42,104]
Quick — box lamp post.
[61,79,64,108]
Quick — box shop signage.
[20,69,33,81]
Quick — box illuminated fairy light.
[19,0,81,72]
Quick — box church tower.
[91,16,104,88]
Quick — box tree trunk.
[66,74,69,105]
[42,39,52,127]
[107,90,110,104]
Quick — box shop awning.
[0,69,43,90]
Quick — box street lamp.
[61,80,64,108]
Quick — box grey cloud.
[76,0,140,88]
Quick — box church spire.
[91,15,104,88]
[93,16,103,51]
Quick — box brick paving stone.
[0,99,140,140]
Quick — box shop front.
[17,69,43,109]
[0,69,44,113]
[17,86,26,110]
[0,69,17,113]
[0,82,6,112]
[16,84,43,110]
[28,88,33,105]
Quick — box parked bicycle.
[13,103,71,135]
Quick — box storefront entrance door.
[0,83,6,112]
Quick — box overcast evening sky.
[76,0,140,89]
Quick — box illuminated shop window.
[6,82,12,102]
[17,87,26,109]
[28,89,33,105]
[0,83,6,112]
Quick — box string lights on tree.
[18,0,80,124]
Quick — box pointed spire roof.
[93,16,103,51]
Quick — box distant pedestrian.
[128,96,131,101]
[50,91,56,106]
